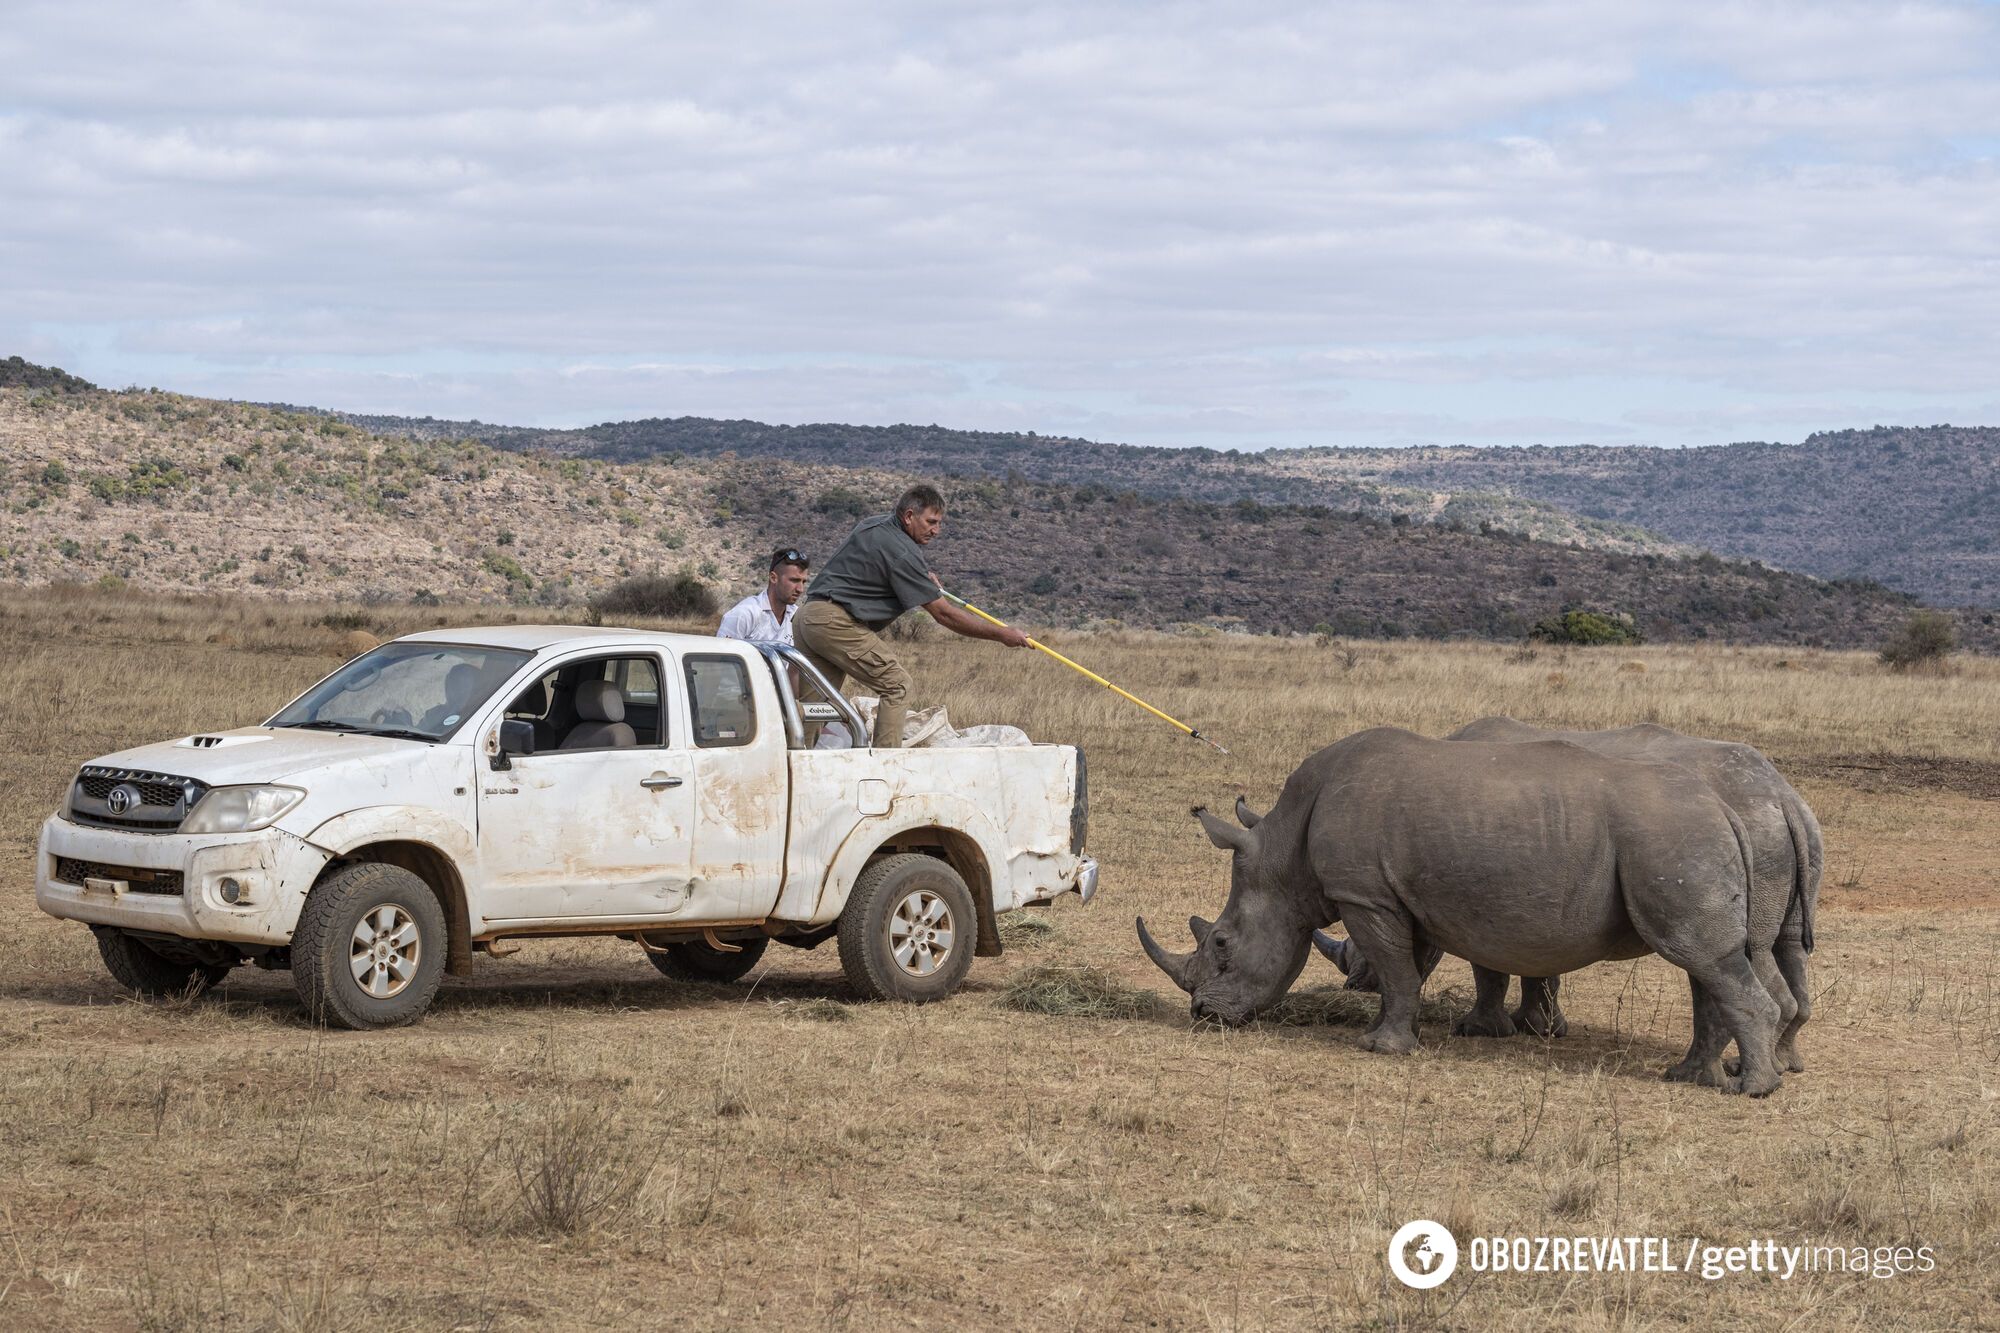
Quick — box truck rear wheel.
[291,862,447,1030]
[644,935,768,983]
[838,854,977,1003]
[95,929,233,998]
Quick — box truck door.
[475,651,697,927]
[676,652,789,921]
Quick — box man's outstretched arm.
[923,597,1029,647]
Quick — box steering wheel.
[369,707,413,727]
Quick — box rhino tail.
[1781,793,1817,955]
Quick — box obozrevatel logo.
[1388,1219,1459,1289]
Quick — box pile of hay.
[997,914,1063,949]
[1263,984,1471,1029]
[1000,964,1161,1020]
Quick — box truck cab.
[36,626,1097,1027]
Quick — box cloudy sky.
[6,2,1999,449]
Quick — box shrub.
[1879,610,1955,670]
[812,486,869,517]
[483,551,531,586]
[1529,608,1643,646]
[589,570,717,620]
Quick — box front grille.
[78,771,188,807]
[53,857,184,896]
[70,766,206,833]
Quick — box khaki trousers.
[793,599,912,748]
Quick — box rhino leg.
[1772,938,1810,1073]
[1334,938,1443,995]
[1670,955,1782,1096]
[1512,976,1568,1038]
[1723,951,1801,1077]
[1451,966,1517,1038]
[1340,905,1426,1055]
[1662,978,1731,1087]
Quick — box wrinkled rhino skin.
[1138,726,1784,1095]
[1328,718,1820,1076]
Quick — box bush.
[1529,608,1643,646]
[589,570,717,621]
[1879,610,1956,670]
[812,486,869,517]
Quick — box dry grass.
[1,585,1998,1329]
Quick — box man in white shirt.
[717,547,810,644]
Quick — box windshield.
[268,642,533,742]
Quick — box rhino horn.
[1312,929,1351,973]
[1193,806,1253,853]
[1233,795,1263,829]
[1188,914,1214,945]
[1136,916,1194,991]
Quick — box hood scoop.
[175,733,274,750]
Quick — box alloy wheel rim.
[889,888,954,978]
[350,903,420,999]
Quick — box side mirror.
[491,719,536,770]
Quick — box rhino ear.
[1188,914,1214,945]
[1193,806,1252,853]
[1233,795,1263,829]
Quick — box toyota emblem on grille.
[106,784,142,816]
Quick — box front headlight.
[181,785,306,834]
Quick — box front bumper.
[34,814,330,946]
[1073,856,1100,905]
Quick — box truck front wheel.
[291,862,447,1030]
[838,854,977,1003]
[95,929,233,998]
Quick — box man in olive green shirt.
[795,483,1027,747]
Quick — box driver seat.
[560,680,638,750]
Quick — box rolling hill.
[5,364,1992,653]
[320,407,1999,608]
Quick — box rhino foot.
[1730,1067,1781,1098]
[1451,1009,1516,1039]
[1511,1005,1568,1038]
[1662,1058,1730,1087]
[1776,1041,1806,1074]
[1359,1027,1418,1055]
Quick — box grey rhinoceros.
[1137,726,1787,1095]
[1316,718,1821,1081]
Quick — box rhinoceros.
[1137,726,1787,1095]
[1316,718,1821,1080]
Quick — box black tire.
[290,862,447,1030]
[837,854,978,1003]
[95,929,232,998]
[644,935,768,983]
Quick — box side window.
[506,668,559,722]
[686,655,756,748]
[616,657,660,705]
[501,655,666,751]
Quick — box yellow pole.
[938,587,1228,754]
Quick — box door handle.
[640,774,684,790]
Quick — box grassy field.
[1,586,1997,1330]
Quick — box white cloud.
[3,0,1998,449]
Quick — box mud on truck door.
[477,650,696,924]
[679,652,789,920]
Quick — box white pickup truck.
[35,626,1097,1028]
